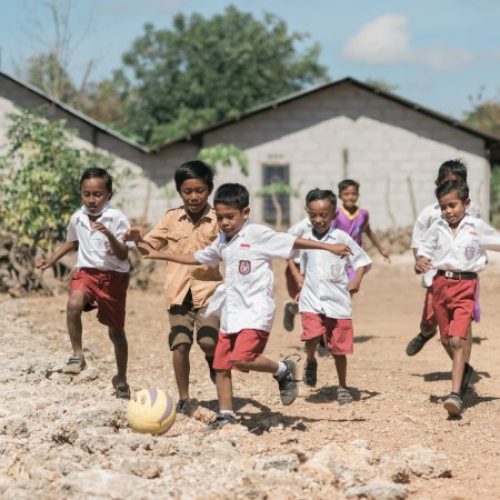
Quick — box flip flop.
[112,375,131,399]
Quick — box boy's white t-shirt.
[299,228,371,319]
[417,214,500,273]
[411,201,480,286]
[66,204,131,273]
[194,221,295,334]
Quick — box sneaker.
[443,393,463,417]
[303,360,318,387]
[460,363,474,396]
[283,301,296,332]
[337,386,354,405]
[62,356,86,374]
[206,356,216,384]
[209,412,238,429]
[176,399,193,416]
[405,330,436,356]
[274,360,299,406]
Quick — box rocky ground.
[1,253,500,499]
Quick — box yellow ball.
[127,388,176,435]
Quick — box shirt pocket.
[89,234,109,254]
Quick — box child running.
[298,189,371,403]
[136,183,352,428]
[416,180,500,417]
[37,167,132,399]
[125,161,222,415]
[406,160,480,395]
[333,179,390,281]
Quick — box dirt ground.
[1,252,500,499]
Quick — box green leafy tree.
[463,93,500,136]
[365,79,399,93]
[0,108,114,253]
[116,6,328,145]
[198,144,249,176]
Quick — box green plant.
[198,144,249,176]
[0,108,115,253]
[256,181,298,230]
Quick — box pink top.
[332,206,369,246]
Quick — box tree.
[256,182,299,230]
[198,144,249,176]
[365,79,399,93]
[463,87,500,136]
[0,108,115,250]
[116,6,329,146]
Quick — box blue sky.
[1,0,500,119]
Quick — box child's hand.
[329,244,352,257]
[348,280,361,295]
[415,256,432,273]
[36,258,53,271]
[137,241,164,260]
[124,227,143,242]
[380,249,391,263]
[91,221,112,238]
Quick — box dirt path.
[1,253,499,499]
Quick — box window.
[262,164,290,227]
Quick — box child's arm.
[294,238,352,256]
[348,266,368,295]
[92,222,128,261]
[415,224,438,271]
[137,242,200,265]
[287,259,304,290]
[363,218,390,262]
[36,241,78,270]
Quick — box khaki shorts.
[167,291,219,350]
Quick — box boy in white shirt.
[137,183,352,428]
[37,167,132,398]
[407,160,480,363]
[298,189,371,404]
[417,180,500,417]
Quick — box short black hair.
[305,188,337,210]
[436,180,469,202]
[436,159,467,185]
[213,183,249,210]
[174,160,214,192]
[338,179,359,194]
[80,167,113,193]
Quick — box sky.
[1,0,500,120]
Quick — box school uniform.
[194,221,296,370]
[67,204,131,330]
[411,201,481,332]
[299,227,371,355]
[285,217,312,298]
[418,214,500,340]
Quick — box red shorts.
[420,287,437,334]
[213,329,269,371]
[432,275,476,341]
[69,268,129,331]
[301,312,353,355]
[285,267,302,299]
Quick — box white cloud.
[342,14,475,71]
[342,15,413,64]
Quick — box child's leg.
[450,336,467,394]
[172,344,191,400]
[108,328,128,384]
[66,290,87,360]
[305,339,320,363]
[215,369,233,411]
[231,355,278,373]
[195,310,219,383]
[333,355,347,388]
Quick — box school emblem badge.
[464,245,476,261]
[239,260,251,275]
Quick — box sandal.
[337,386,353,405]
[112,375,131,400]
[62,356,86,374]
[405,330,436,357]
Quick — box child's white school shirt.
[417,214,500,273]
[411,202,480,286]
[66,204,131,273]
[299,228,371,319]
[288,217,312,263]
[194,221,296,334]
